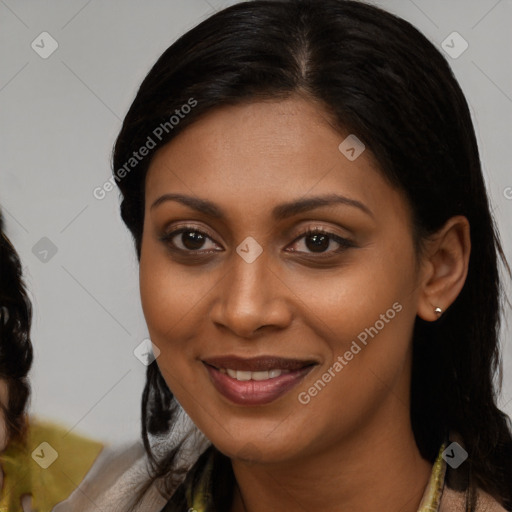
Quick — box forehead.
[144,96,406,223]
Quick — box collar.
[187,442,448,512]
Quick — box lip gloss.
[204,363,314,406]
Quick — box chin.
[211,433,305,466]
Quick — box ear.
[416,215,471,322]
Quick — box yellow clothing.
[0,417,103,512]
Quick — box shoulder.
[51,441,167,512]
[0,417,104,512]
[440,486,508,512]
[52,432,211,512]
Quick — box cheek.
[292,240,415,336]
[139,239,197,336]
[138,237,218,375]
[292,239,418,402]
[139,255,195,394]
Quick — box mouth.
[202,355,317,406]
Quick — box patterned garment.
[0,417,103,512]
[186,443,448,512]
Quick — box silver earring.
[434,307,443,317]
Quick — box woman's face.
[140,96,425,463]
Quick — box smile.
[202,355,317,406]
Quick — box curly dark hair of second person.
[0,210,33,443]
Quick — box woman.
[0,211,33,509]
[57,0,512,510]
[0,211,104,511]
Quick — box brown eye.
[288,229,354,255]
[304,232,330,252]
[179,230,207,250]
[160,226,221,253]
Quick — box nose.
[209,250,293,339]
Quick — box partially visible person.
[0,209,104,511]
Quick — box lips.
[202,355,317,406]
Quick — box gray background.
[0,0,511,445]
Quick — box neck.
[229,398,432,512]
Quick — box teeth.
[236,370,252,381]
[252,371,269,381]
[222,368,290,381]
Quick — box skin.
[139,95,470,512]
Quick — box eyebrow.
[150,193,374,220]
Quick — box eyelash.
[159,225,355,258]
